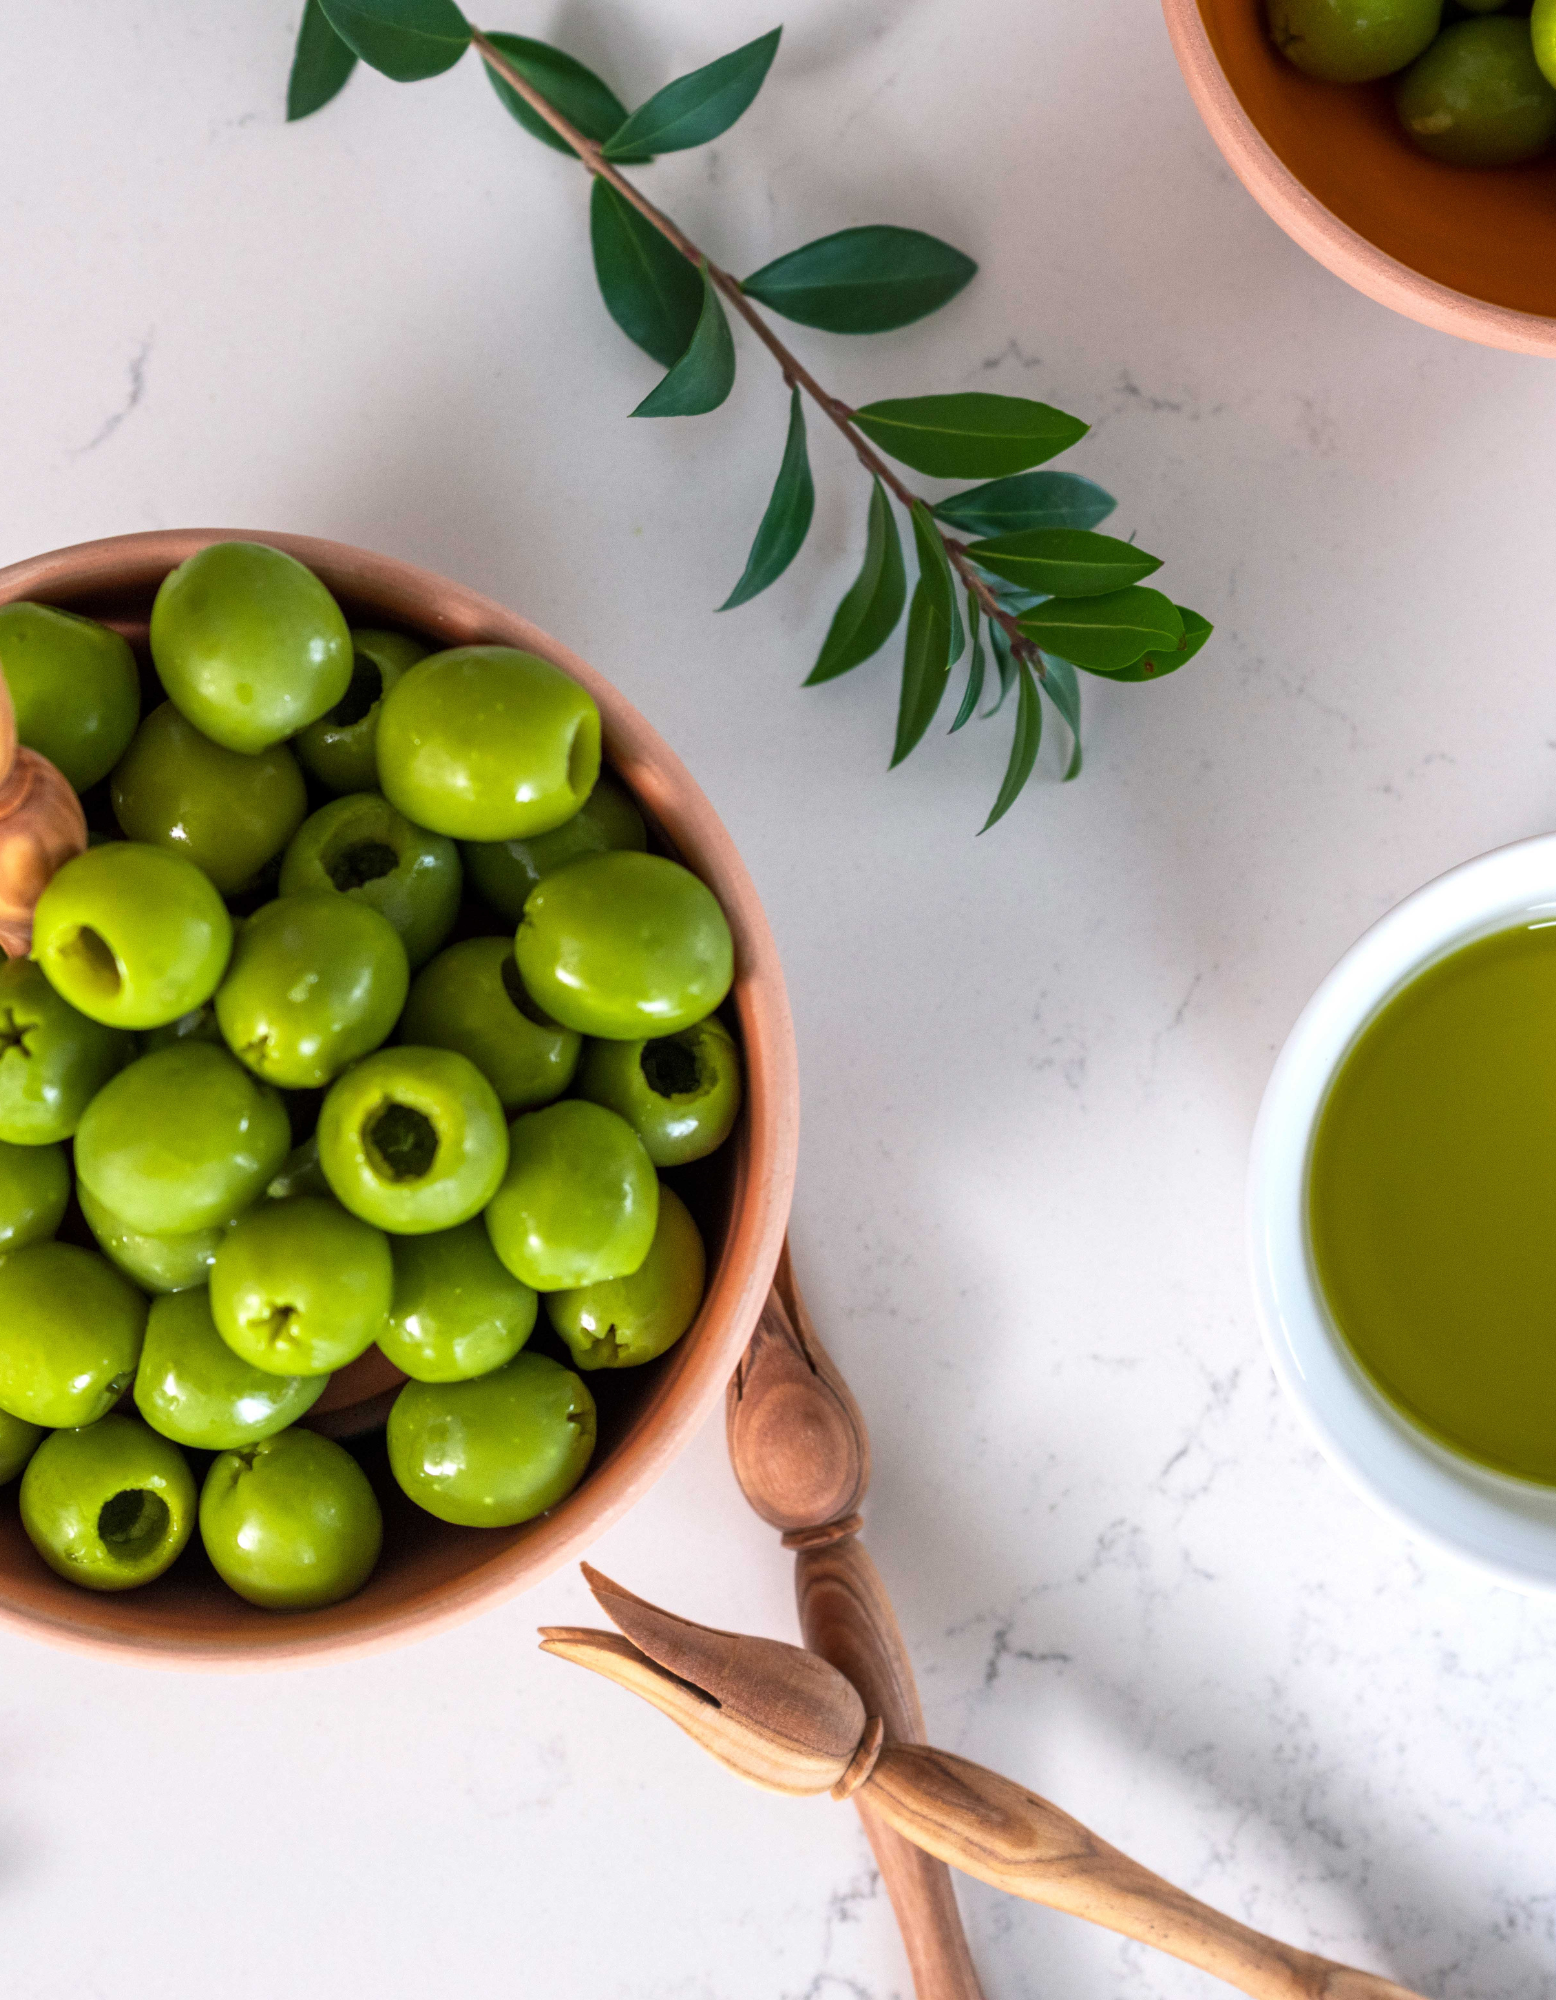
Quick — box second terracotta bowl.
[0,530,799,1669]
[1163,0,1556,356]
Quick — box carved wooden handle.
[0,662,87,958]
[862,1745,1426,2000]
[727,1246,986,2000]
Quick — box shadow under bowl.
[1162,0,1556,355]
[0,529,799,1668]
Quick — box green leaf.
[602,27,781,159]
[589,180,702,367]
[1109,605,1213,683]
[1037,653,1082,780]
[950,594,985,732]
[984,618,1019,717]
[981,656,1043,832]
[1016,587,1182,674]
[909,500,964,664]
[632,264,736,417]
[287,0,357,118]
[891,580,955,769]
[482,32,645,158]
[932,470,1115,538]
[853,393,1088,479]
[967,527,1162,599]
[719,387,814,609]
[806,478,906,685]
[741,226,976,334]
[317,0,469,81]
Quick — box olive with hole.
[294,629,428,795]
[462,773,647,923]
[316,1045,510,1234]
[398,935,581,1113]
[279,792,461,970]
[20,1415,196,1590]
[547,1185,707,1371]
[576,1015,742,1166]
[0,1241,149,1427]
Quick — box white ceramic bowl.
[1248,834,1556,1593]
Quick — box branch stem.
[471,30,1039,672]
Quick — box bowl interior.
[1199,0,1556,320]
[1248,834,1556,1592]
[0,531,796,1665]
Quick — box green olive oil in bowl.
[1309,920,1556,1486]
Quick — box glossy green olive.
[0,601,141,791]
[576,1016,742,1167]
[317,1046,509,1234]
[0,1138,69,1252]
[515,851,734,1040]
[149,541,352,754]
[1266,0,1440,80]
[110,702,308,896]
[210,1195,392,1377]
[199,1428,382,1609]
[379,1219,538,1382]
[214,892,408,1089]
[0,1242,148,1427]
[462,774,647,923]
[78,1180,227,1294]
[376,647,602,841]
[75,1042,291,1235]
[1396,17,1556,162]
[294,628,428,794]
[547,1186,706,1370]
[134,1287,326,1448]
[32,842,232,1030]
[1536,0,1556,89]
[279,792,461,971]
[399,936,580,1113]
[485,1099,657,1291]
[21,1416,196,1592]
[387,1351,595,1527]
[0,1409,43,1485]
[0,958,134,1144]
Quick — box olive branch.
[286,0,1213,829]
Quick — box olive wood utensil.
[542,1566,1427,2000]
[727,1246,985,1999]
[0,658,87,958]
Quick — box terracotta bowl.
[1162,0,1556,356]
[0,530,799,1669]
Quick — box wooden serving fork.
[0,656,87,958]
[542,1563,1426,2000]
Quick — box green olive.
[398,936,581,1113]
[0,601,141,791]
[575,1016,742,1166]
[110,702,308,896]
[21,1416,196,1591]
[462,774,647,923]
[1267,0,1441,82]
[546,1186,706,1370]
[0,956,135,1144]
[294,629,428,794]
[210,1195,393,1376]
[134,1287,326,1449]
[484,1099,658,1290]
[0,1242,148,1427]
[379,1219,538,1382]
[199,1428,382,1609]
[278,792,461,971]
[0,1138,70,1253]
[316,1046,509,1234]
[1396,17,1556,164]
[77,1180,227,1294]
[387,1352,596,1526]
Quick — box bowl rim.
[1160,0,1556,359]
[0,528,800,1668]
[1247,832,1556,1595]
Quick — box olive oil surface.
[1309,920,1556,1486]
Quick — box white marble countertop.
[4,4,1555,1995]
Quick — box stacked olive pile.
[0,543,740,1612]
[1268,0,1556,167]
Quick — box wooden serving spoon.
[542,1564,1426,2000]
[0,652,87,957]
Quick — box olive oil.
[1308,920,1556,1486]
